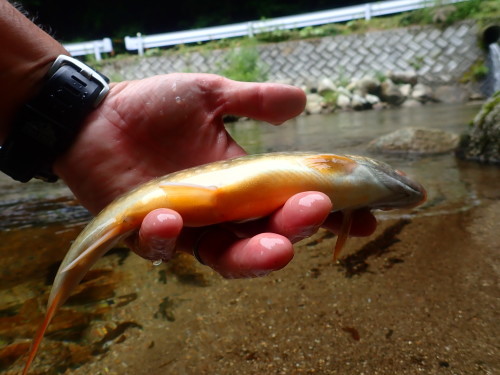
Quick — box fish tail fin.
[333,210,353,261]
[22,291,62,375]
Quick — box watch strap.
[0,55,109,182]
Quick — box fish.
[22,152,426,373]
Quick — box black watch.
[0,55,110,182]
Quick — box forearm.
[0,0,68,142]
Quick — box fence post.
[247,21,254,38]
[137,32,144,56]
[93,41,102,61]
[365,3,372,20]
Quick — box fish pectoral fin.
[333,209,353,261]
[159,182,218,205]
[61,225,122,273]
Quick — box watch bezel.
[47,55,110,107]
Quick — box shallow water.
[1,103,499,374]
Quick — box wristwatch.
[0,55,110,182]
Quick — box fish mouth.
[350,156,427,209]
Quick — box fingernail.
[259,237,286,250]
[298,193,326,207]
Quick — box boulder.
[411,83,434,103]
[317,77,337,94]
[456,93,500,164]
[356,76,381,96]
[305,93,325,114]
[380,79,405,106]
[336,94,351,109]
[399,83,412,97]
[351,94,370,110]
[388,70,418,85]
[433,85,469,104]
[368,127,460,154]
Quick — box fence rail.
[63,38,113,61]
[124,0,467,55]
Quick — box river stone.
[305,93,324,114]
[434,85,469,103]
[317,77,337,94]
[456,92,500,164]
[336,94,351,109]
[356,76,380,95]
[388,70,418,85]
[368,127,460,154]
[399,83,412,97]
[380,79,405,105]
[411,83,434,102]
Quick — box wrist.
[0,0,68,142]
[0,56,110,182]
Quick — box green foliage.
[144,48,162,57]
[320,90,339,106]
[219,40,268,82]
[374,71,387,83]
[255,28,292,43]
[409,55,425,71]
[460,59,489,83]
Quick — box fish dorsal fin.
[333,210,353,261]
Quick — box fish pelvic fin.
[22,291,62,375]
[61,225,122,273]
[333,210,353,261]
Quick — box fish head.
[348,155,427,210]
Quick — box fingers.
[191,229,294,279]
[219,78,307,125]
[231,191,333,242]
[131,208,183,261]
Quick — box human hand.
[133,195,377,278]
[54,73,376,278]
[55,73,306,213]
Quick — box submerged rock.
[368,127,459,154]
[456,92,500,164]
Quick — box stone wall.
[100,21,482,86]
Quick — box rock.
[388,70,418,85]
[401,99,422,108]
[356,76,381,96]
[336,94,351,109]
[433,85,469,104]
[380,79,405,105]
[368,127,460,154]
[317,77,337,94]
[336,86,352,97]
[456,93,500,164]
[305,93,325,114]
[399,83,412,97]
[365,94,380,106]
[411,83,434,102]
[351,94,369,110]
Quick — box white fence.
[124,0,467,55]
[63,38,113,61]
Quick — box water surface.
[1,102,499,375]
